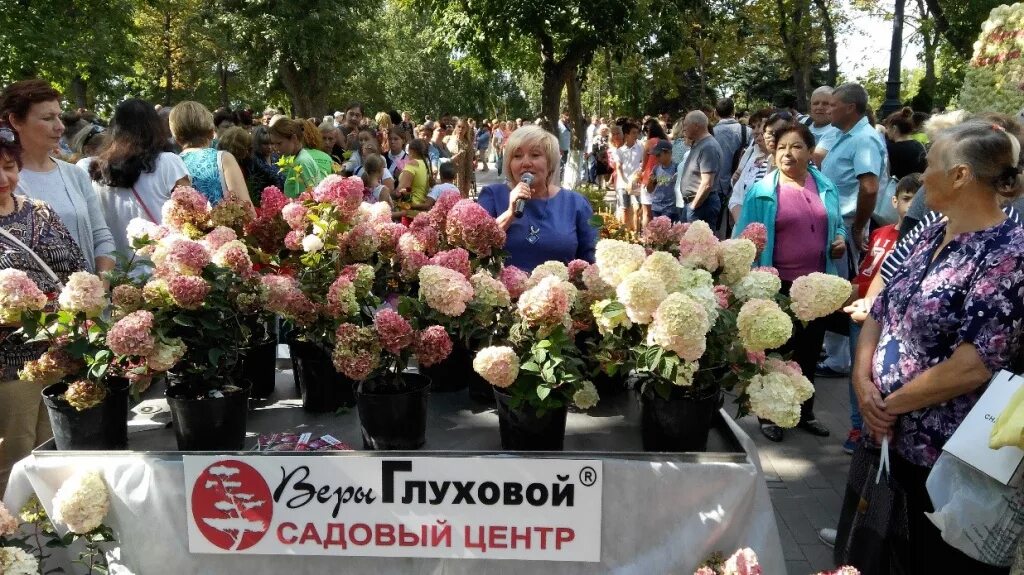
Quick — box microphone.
[513,172,534,218]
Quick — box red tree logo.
[191,460,273,551]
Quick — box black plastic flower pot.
[418,344,470,393]
[166,376,250,451]
[493,389,568,451]
[42,378,130,451]
[639,383,721,453]
[288,337,356,412]
[240,339,278,399]
[356,373,430,450]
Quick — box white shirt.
[81,152,190,257]
[615,142,644,192]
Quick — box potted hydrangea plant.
[117,186,264,450]
[473,261,600,451]
[590,221,851,452]
[3,269,177,450]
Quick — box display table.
[3,370,784,574]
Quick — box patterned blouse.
[871,217,1024,467]
[0,198,87,380]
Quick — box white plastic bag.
[926,452,1024,566]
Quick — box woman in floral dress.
[853,119,1024,573]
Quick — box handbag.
[833,437,909,574]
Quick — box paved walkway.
[735,373,854,574]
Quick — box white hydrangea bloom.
[52,470,110,534]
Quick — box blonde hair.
[268,117,303,140]
[502,125,562,187]
[169,101,214,147]
[375,112,392,132]
[300,119,324,150]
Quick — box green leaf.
[208,348,224,366]
[520,360,541,372]
[172,315,195,327]
[536,386,551,401]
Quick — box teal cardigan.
[732,166,847,277]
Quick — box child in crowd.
[359,154,394,208]
[645,140,679,222]
[614,123,644,232]
[842,172,921,453]
[427,161,460,207]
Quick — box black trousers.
[889,453,1010,574]
[759,280,827,425]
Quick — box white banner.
[183,456,603,562]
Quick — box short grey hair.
[683,110,709,128]
[811,86,834,99]
[833,83,869,115]
[939,119,1023,196]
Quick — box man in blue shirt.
[806,86,839,145]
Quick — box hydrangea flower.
[375,222,408,256]
[414,325,453,368]
[673,360,700,386]
[616,270,668,324]
[256,185,288,219]
[262,275,317,325]
[790,272,853,321]
[146,338,187,372]
[473,346,519,388]
[595,239,646,287]
[746,359,814,428]
[152,237,211,277]
[0,268,47,323]
[107,310,156,357]
[573,380,600,409]
[499,266,530,300]
[419,265,474,316]
[52,470,110,534]
[0,501,19,537]
[580,264,614,298]
[166,275,210,310]
[736,298,793,352]
[212,240,254,278]
[284,229,303,251]
[647,292,710,361]
[426,191,463,230]
[429,248,472,279]
[445,199,505,256]
[678,220,720,271]
[591,298,633,335]
[326,275,359,318]
[332,323,381,380]
[714,284,732,308]
[722,547,763,575]
[0,546,38,575]
[373,309,415,355]
[339,223,380,262]
[399,250,430,281]
[64,379,108,411]
[517,276,575,328]
[339,263,375,297]
[161,186,209,229]
[201,226,237,252]
[641,251,688,294]
[281,202,308,230]
[302,234,324,253]
[738,222,768,254]
[470,271,512,308]
[640,216,676,249]
[718,238,757,285]
[58,272,108,317]
[313,175,363,215]
[530,260,570,284]
[732,270,783,302]
[567,259,590,284]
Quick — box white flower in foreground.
[301,234,324,253]
[573,381,600,409]
[53,470,110,534]
[0,547,38,575]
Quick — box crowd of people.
[1,75,1024,572]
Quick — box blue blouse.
[871,217,1024,466]
[478,184,598,272]
[181,148,225,205]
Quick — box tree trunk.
[777,0,811,111]
[163,11,173,106]
[217,62,229,110]
[921,0,970,59]
[565,61,589,151]
[916,0,937,94]
[813,0,838,86]
[70,75,88,109]
[278,58,329,119]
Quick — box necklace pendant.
[526,225,541,244]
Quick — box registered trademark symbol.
[579,466,597,486]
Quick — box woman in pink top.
[734,122,847,442]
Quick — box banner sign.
[183,456,603,561]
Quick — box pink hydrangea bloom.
[517,276,574,328]
[162,186,209,229]
[739,222,769,254]
[400,250,430,281]
[640,216,674,248]
[284,229,304,251]
[418,265,475,316]
[414,325,453,367]
[111,284,144,312]
[0,501,18,536]
[426,190,463,229]
[678,221,720,271]
[445,200,505,257]
[567,259,590,284]
[375,222,407,256]
[472,346,519,388]
[499,266,530,300]
[332,323,381,380]
[153,237,211,276]
[107,310,156,357]
[374,309,415,355]
[58,272,108,317]
[326,275,358,318]
[746,351,767,365]
[257,186,288,220]
[202,226,237,252]
[429,248,472,279]
[714,284,732,308]
[213,240,253,278]
[262,275,317,324]
[167,276,210,309]
[313,175,363,215]
[281,202,308,231]
[340,223,380,262]
[752,266,779,277]
[722,547,761,575]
